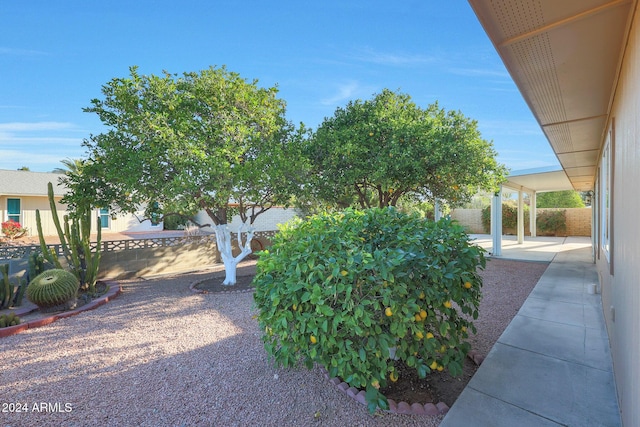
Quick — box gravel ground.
[0,258,547,427]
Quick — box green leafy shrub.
[253,208,485,412]
[163,214,189,230]
[537,210,567,235]
[26,269,79,312]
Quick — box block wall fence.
[1,232,275,280]
[450,207,592,237]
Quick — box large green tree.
[536,190,585,208]
[304,89,506,209]
[78,66,307,284]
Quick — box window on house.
[600,122,614,273]
[150,201,161,226]
[7,198,21,223]
[99,208,110,229]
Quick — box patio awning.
[503,166,574,194]
[468,0,635,192]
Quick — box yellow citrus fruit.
[437,365,444,372]
[419,291,425,299]
[444,301,452,309]
[415,331,424,340]
[461,326,467,333]
[389,372,399,382]
[464,281,472,289]
[419,309,428,320]
[369,132,374,136]
[340,270,348,276]
[310,335,317,344]
[385,307,393,317]
[415,314,422,322]
[430,360,438,370]
[426,332,435,339]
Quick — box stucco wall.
[193,207,299,233]
[102,212,163,234]
[597,5,640,426]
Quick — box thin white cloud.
[0,149,83,170]
[0,47,48,56]
[352,47,435,66]
[320,81,361,106]
[448,67,510,78]
[0,136,83,146]
[0,121,77,131]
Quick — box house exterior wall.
[99,210,163,234]
[0,195,68,237]
[0,194,159,238]
[596,5,640,426]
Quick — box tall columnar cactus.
[35,182,102,294]
[0,263,26,309]
[27,250,48,282]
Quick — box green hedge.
[481,204,530,233]
[537,210,566,235]
[481,205,566,235]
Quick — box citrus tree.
[78,66,307,284]
[304,89,507,210]
[253,208,485,412]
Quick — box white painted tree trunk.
[213,222,255,285]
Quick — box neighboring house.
[192,204,300,233]
[469,1,639,425]
[0,170,161,238]
[0,169,297,239]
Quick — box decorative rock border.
[318,367,450,416]
[319,349,486,416]
[0,281,121,338]
[466,349,485,366]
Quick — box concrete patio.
[441,235,621,426]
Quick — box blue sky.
[0,1,559,173]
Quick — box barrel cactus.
[27,269,79,312]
